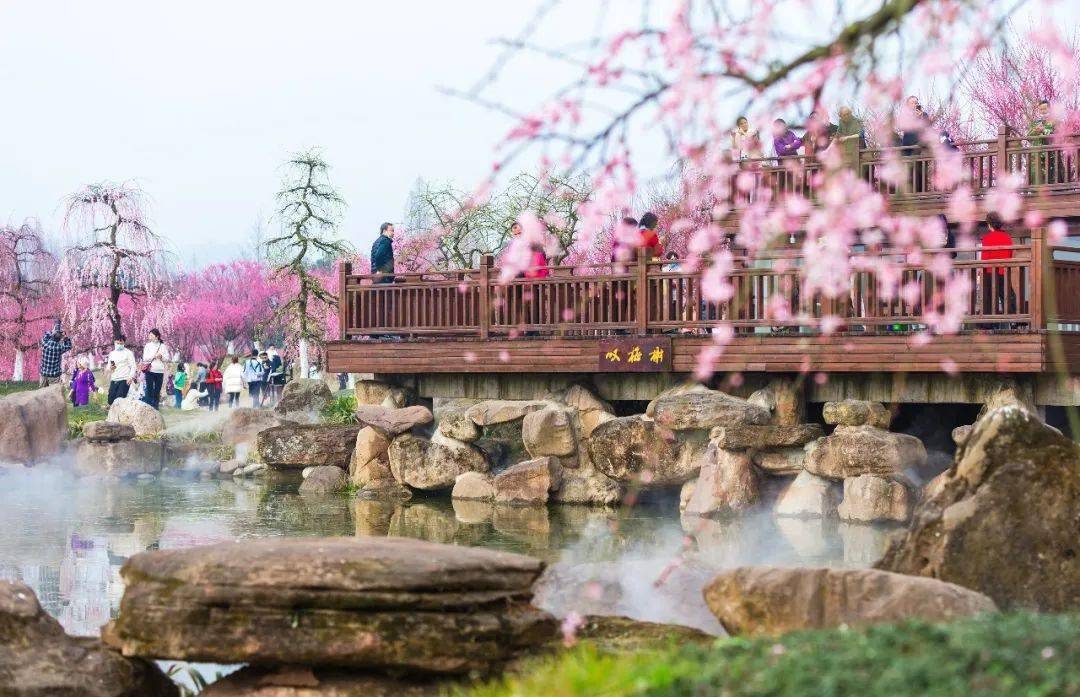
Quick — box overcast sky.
[2,1,1074,267]
[0,0,580,266]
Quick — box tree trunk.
[12,349,24,381]
[298,337,310,379]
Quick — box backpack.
[242,358,265,383]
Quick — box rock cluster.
[0,384,67,464]
[0,580,177,696]
[878,405,1079,612]
[104,537,555,674]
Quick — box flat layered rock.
[752,447,805,476]
[710,423,823,449]
[0,385,67,464]
[466,400,549,426]
[104,537,553,673]
[804,426,926,480]
[0,581,177,697]
[704,566,997,637]
[256,424,361,469]
[650,391,769,432]
[355,405,433,436]
[73,439,163,478]
[82,420,136,443]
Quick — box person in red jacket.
[978,212,1018,321]
[638,212,664,260]
[205,363,224,412]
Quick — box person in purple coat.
[772,119,804,157]
[70,357,97,407]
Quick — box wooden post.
[995,124,1009,183]
[338,261,351,340]
[636,250,649,336]
[1030,227,1046,330]
[479,255,492,339]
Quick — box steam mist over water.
[0,466,894,638]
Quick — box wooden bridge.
[327,131,1080,405]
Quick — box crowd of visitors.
[35,325,297,415]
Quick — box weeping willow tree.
[267,150,353,378]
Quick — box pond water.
[0,467,895,639]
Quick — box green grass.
[460,613,1079,697]
[68,394,109,438]
[0,380,37,397]
[321,393,358,424]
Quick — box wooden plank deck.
[327,330,1079,375]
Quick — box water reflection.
[0,468,892,638]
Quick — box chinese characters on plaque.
[597,337,672,372]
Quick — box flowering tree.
[469,0,1079,377]
[168,260,283,362]
[964,29,1080,136]
[267,150,354,377]
[58,183,174,352]
[0,221,57,380]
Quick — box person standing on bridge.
[371,222,396,338]
[637,212,664,261]
[979,212,1018,325]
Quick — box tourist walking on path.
[266,346,285,405]
[39,320,72,387]
[172,364,188,409]
[242,350,265,408]
[205,362,223,411]
[106,336,137,405]
[69,357,96,407]
[140,329,169,410]
[222,356,245,408]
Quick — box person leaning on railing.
[1028,99,1058,186]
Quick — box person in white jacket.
[140,328,169,410]
[181,386,208,411]
[222,356,246,408]
[106,335,138,405]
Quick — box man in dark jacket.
[371,222,395,284]
[39,320,72,387]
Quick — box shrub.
[461,613,1079,697]
[321,394,358,425]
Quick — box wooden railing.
[730,127,1080,205]
[338,234,1075,340]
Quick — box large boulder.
[103,537,554,673]
[710,423,823,449]
[0,580,177,697]
[703,567,996,637]
[256,424,362,469]
[437,403,480,442]
[837,474,912,523]
[386,434,437,489]
[822,400,892,429]
[684,445,759,517]
[804,426,926,479]
[82,420,135,443]
[587,416,693,485]
[426,431,489,477]
[355,405,433,436]
[222,408,292,446]
[452,471,495,501]
[643,383,710,417]
[299,465,347,495]
[522,405,577,458]
[552,450,623,506]
[349,427,392,488]
[774,470,841,518]
[466,400,549,426]
[650,390,769,432]
[877,407,1079,612]
[274,378,333,419]
[0,385,67,464]
[106,397,165,437]
[551,384,615,438]
[73,439,163,478]
[494,457,559,505]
